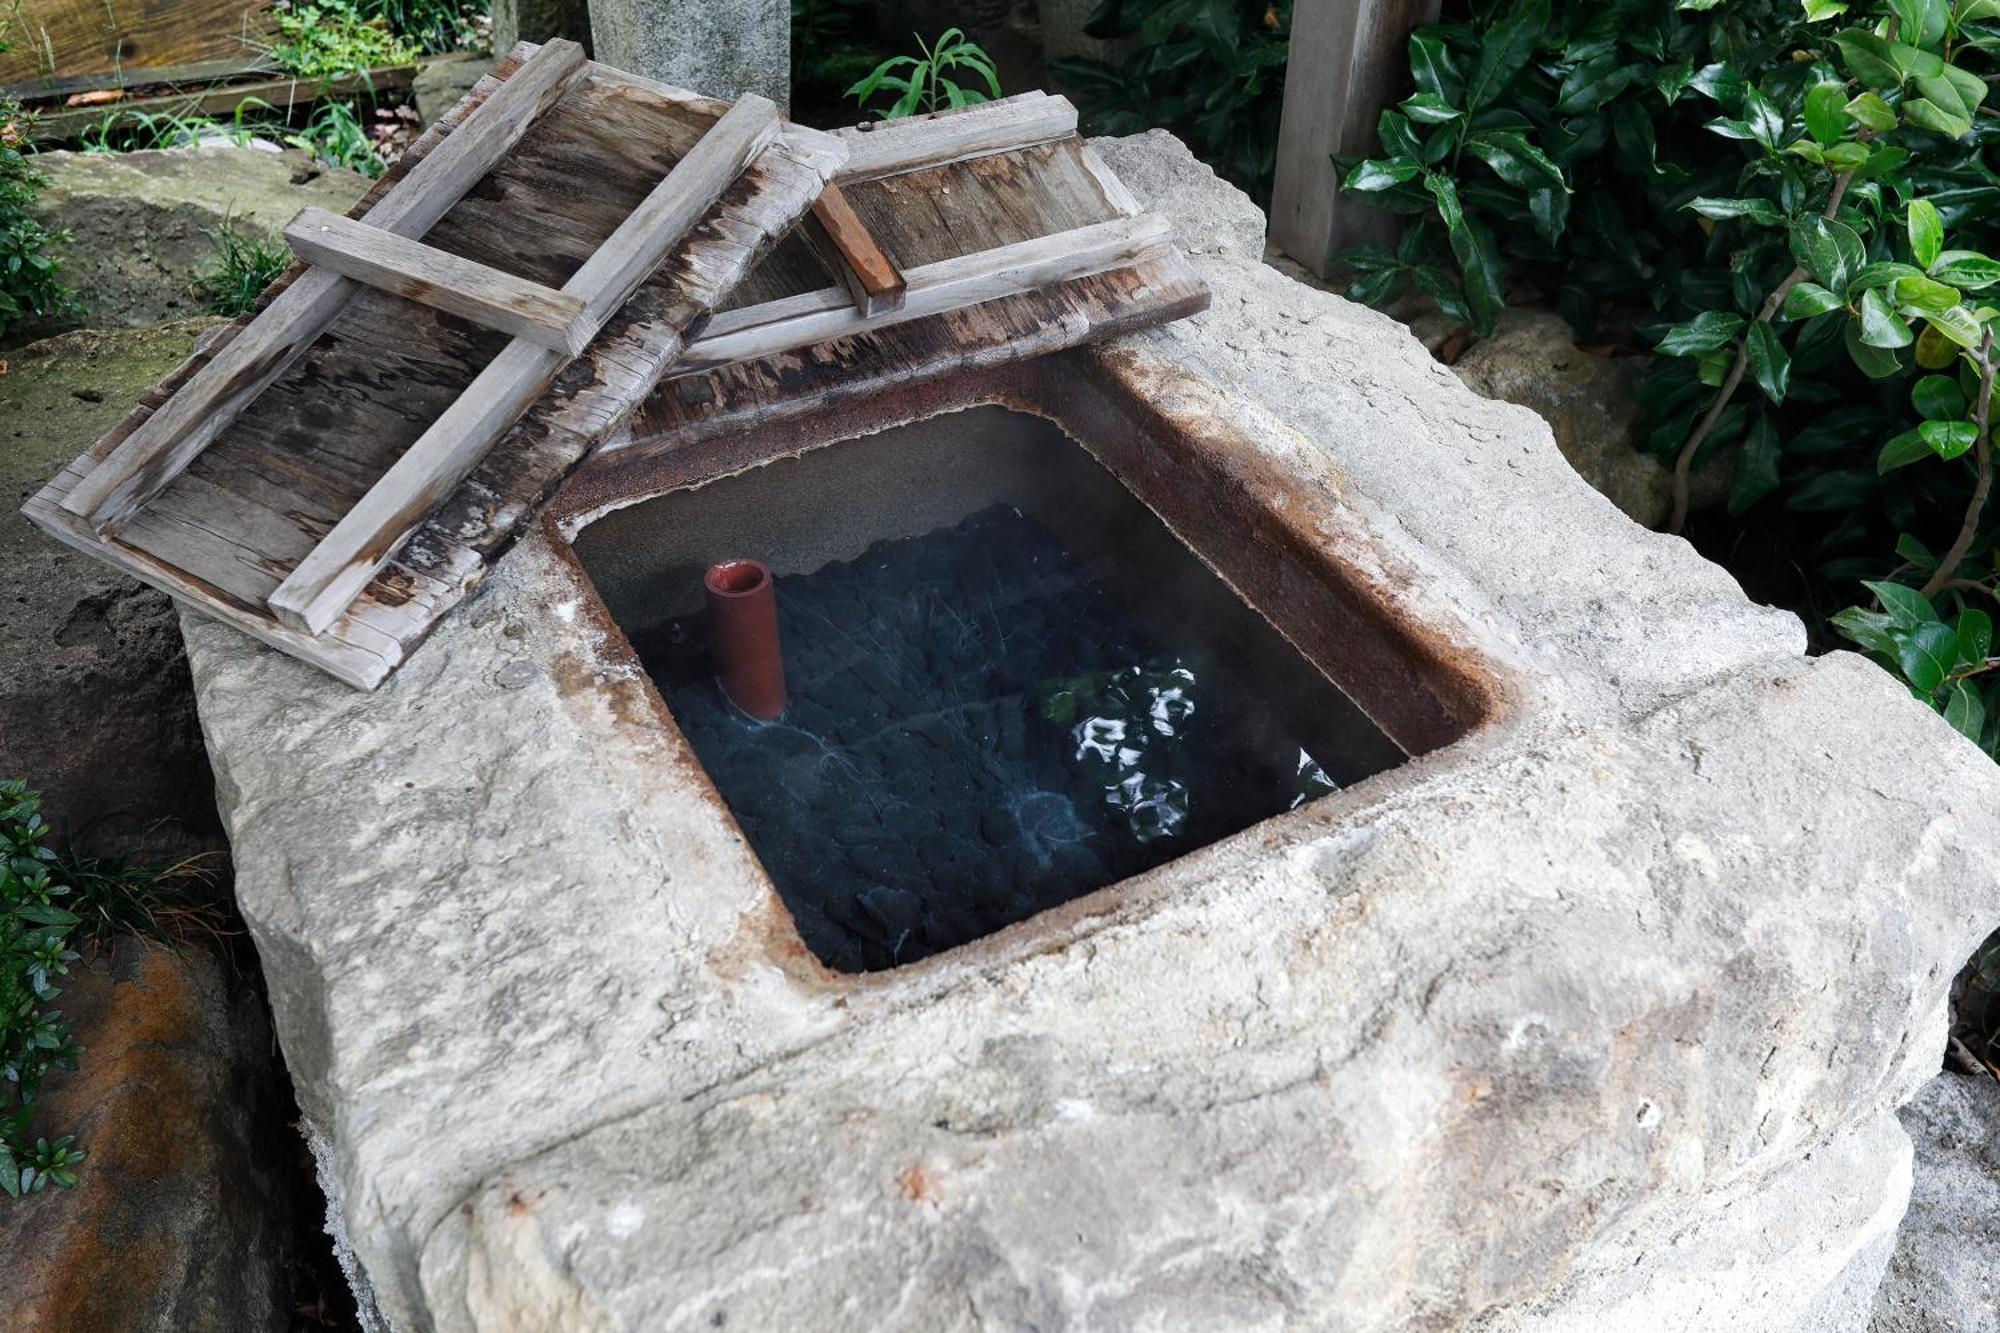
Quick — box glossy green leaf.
[1912,374,1969,420]
[1897,621,1958,693]
[1904,97,1973,138]
[1401,92,1462,124]
[1844,90,1898,130]
[1866,579,1940,627]
[1688,196,1785,225]
[1931,251,2000,290]
[1958,608,1994,666]
[1878,427,1934,472]
[1832,29,1904,87]
[1745,322,1791,402]
[1655,309,1746,355]
[1465,0,1548,112]
[1464,130,1567,193]
[1915,322,1962,369]
[1944,678,1986,741]
[1791,215,1865,292]
[1783,282,1845,318]
[1850,262,1926,293]
[1344,157,1423,192]
[1896,274,1963,312]
[1408,29,1463,105]
[1820,141,1872,172]
[1847,319,1907,377]
[1909,199,1946,269]
[1860,287,1915,347]
[1832,606,1899,655]
[1803,0,1849,16]
[1924,304,1987,349]
[1920,419,1980,458]
[1804,82,1848,145]
[1426,174,1506,334]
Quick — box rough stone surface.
[412,55,499,126]
[0,938,294,1331]
[1451,308,1727,528]
[180,129,2000,1330]
[489,0,589,60]
[587,0,787,104]
[24,146,370,333]
[1872,1072,2000,1332]
[2,320,225,852]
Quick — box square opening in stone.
[572,406,1423,973]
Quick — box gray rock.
[588,0,788,104]
[1,320,226,853]
[0,937,294,1331]
[25,146,371,333]
[1872,1073,2000,1333]
[412,55,499,127]
[490,0,590,61]
[178,129,2000,1331]
[1451,307,1726,527]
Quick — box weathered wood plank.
[677,213,1173,374]
[21,58,454,144]
[835,93,1077,183]
[0,0,280,98]
[1269,0,1441,277]
[59,37,589,535]
[285,206,592,354]
[266,93,784,636]
[809,185,905,316]
[593,254,1210,479]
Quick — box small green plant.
[285,96,387,175]
[197,216,291,316]
[0,780,85,1197]
[360,0,485,54]
[263,0,423,79]
[847,28,1000,119]
[1051,0,1293,199]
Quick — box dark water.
[632,505,1389,973]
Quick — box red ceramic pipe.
[704,559,785,720]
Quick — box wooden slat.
[809,185,904,316]
[266,93,783,636]
[285,206,593,354]
[834,93,1077,183]
[22,59,450,144]
[0,0,281,98]
[1269,0,1441,277]
[59,37,590,536]
[676,213,1173,374]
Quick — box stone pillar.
[490,0,593,55]
[586,0,790,105]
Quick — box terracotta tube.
[705,559,785,720]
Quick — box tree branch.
[1922,329,1996,598]
[1666,168,1858,535]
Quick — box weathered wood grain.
[835,92,1078,182]
[266,93,784,636]
[285,206,592,354]
[678,213,1173,373]
[25,45,842,687]
[59,37,589,536]
[1269,0,1441,277]
[809,185,905,316]
[596,254,1210,478]
[0,0,279,98]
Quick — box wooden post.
[1269,0,1442,279]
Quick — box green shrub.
[1340,0,2000,753]
[1052,0,1293,201]
[0,780,85,1196]
[0,95,76,339]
